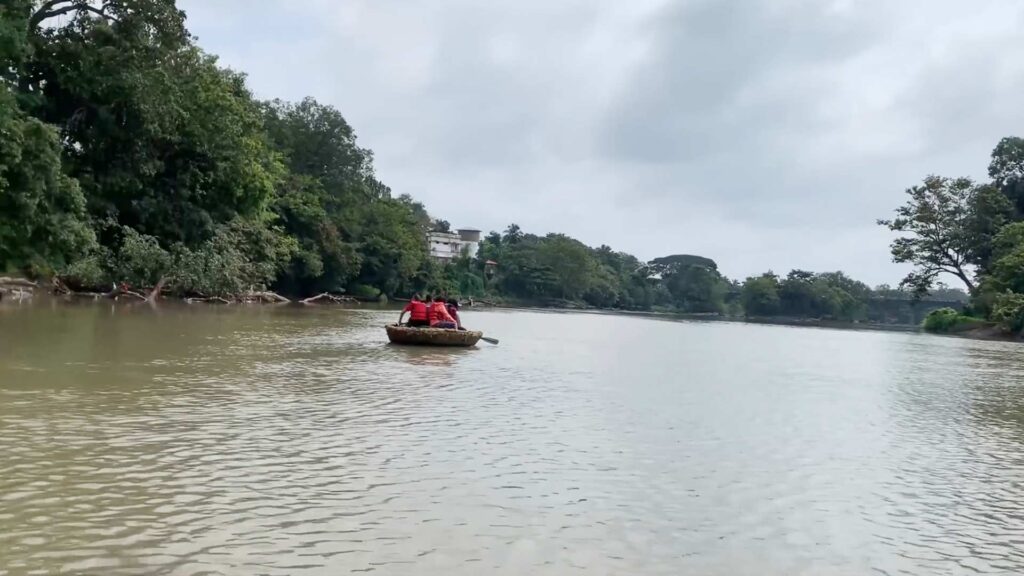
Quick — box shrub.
[922,307,985,333]
[991,293,1024,335]
[60,251,111,291]
[347,284,381,299]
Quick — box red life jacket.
[405,300,428,322]
[430,302,454,325]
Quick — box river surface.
[2,302,1024,575]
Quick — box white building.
[427,228,481,262]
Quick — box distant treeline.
[421,227,966,323]
[0,1,979,325]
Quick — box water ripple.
[2,305,1024,575]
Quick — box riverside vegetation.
[0,1,1018,336]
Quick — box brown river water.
[2,302,1024,575]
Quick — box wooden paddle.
[481,336,499,345]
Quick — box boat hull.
[385,324,482,347]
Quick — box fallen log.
[242,291,291,304]
[301,292,359,304]
[0,287,33,300]
[0,277,38,289]
[147,277,168,302]
[122,290,147,300]
[186,296,231,305]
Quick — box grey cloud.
[179,0,1024,286]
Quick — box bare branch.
[31,0,117,28]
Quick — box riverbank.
[6,289,1022,343]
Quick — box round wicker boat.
[385,324,483,347]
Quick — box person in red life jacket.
[430,296,458,329]
[398,293,430,327]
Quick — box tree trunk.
[955,269,976,295]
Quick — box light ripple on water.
[2,304,1024,575]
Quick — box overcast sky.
[178,0,1024,286]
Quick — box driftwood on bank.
[52,277,147,301]
[0,277,37,301]
[32,274,368,306]
[240,291,291,304]
[0,277,38,289]
[301,292,359,304]
[185,296,231,305]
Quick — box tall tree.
[26,3,281,248]
[879,175,1012,295]
[741,273,781,316]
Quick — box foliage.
[648,254,718,275]
[0,1,30,78]
[986,222,1024,294]
[350,197,428,296]
[476,227,664,309]
[660,256,727,313]
[173,219,297,295]
[60,251,109,290]
[2,2,441,298]
[777,270,870,321]
[878,176,1013,295]
[991,293,1024,335]
[741,273,781,316]
[261,98,428,297]
[989,137,1024,217]
[921,308,980,333]
[0,86,96,274]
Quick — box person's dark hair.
[447,297,459,309]
[424,294,432,303]
[412,293,422,302]
[434,296,445,302]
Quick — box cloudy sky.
[178,0,1024,286]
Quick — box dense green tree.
[990,137,1024,217]
[349,198,427,297]
[741,273,781,316]
[262,98,383,294]
[588,245,655,309]
[0,86,95,273]
[534,234,597,300]
[1,1,30,79]
[646,254,727,313]
[981,222,1024,295]
[648,254,718,276]
[26,5,281,248]
[661,260,726,313]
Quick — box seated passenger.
[398,294,430,327]
[430,296,458,329]
[445,298,464,330]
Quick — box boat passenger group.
[397,294,465,330]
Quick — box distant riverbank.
[464,300,1024,342]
